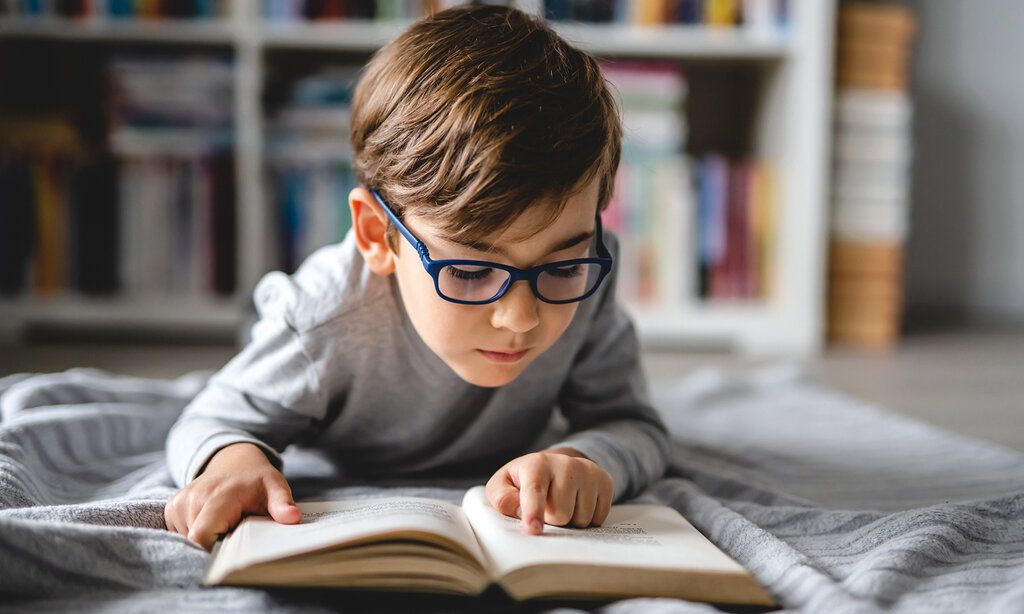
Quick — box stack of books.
[0,0,231,19]
[266,66,359,272]
[599,60,777,309]
[544,0,789,30]
[600,61,691,308]
[828,2,916,349]
[0,56,237,300]
[0,116,121,297]
[110,56,237,297]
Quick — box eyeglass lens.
[436,262,603,303]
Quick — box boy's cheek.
[395,267,579,386]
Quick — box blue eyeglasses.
[370,190,613,305]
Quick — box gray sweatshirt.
[166,230,670,501]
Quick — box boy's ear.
[350,187,396,276]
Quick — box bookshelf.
[0,0,836,355]
[0,15,236,44]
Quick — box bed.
[1,365,1021,612]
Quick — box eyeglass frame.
[370,189,614,306]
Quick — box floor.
[2,328,1023,453]
[644,328,1024,452]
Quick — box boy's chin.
[447,358,526,388]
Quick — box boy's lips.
[477,348,530,363]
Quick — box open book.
[205,486,774,606]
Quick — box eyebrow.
[446,229,595,259]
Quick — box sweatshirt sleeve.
[165,273,331,488]
[547,236,671,502]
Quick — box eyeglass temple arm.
[595,213,612,260]
[370,190,431,261]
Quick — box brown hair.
[350,3,621,248]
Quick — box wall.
[906,0,1024,326]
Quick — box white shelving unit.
[0,0,835,354]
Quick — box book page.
[207,496,487,584]
[460,486,751,579]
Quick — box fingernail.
[529,519,542,532]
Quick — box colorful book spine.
[696,154,775,302]
[542,0,788,29]
[1,0,230,18]
[597,61,694,310]
[31,154,66,296]
[0,53,240,302]
[267,65,359,272]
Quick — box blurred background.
[0,1,1021,448]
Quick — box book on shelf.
[0,54,239,302]
[835,3,915,91]
[110,54,237,297]
[834,88,912,130]
[205,485,775,606]
[829,241,902,278]
[0,148,121,298]
[0,115,119,298]
[597,60,777,309]
[266,66,359,272]
[274,165,356,272]
[837,2,915,47]
[829,274,902,306]
[68,153,120,294]
[834,6,914,90]
[832,201,908,245]
[599,61,692,310]
[109,56,234,135]
[827,241,906,350]
[695,153,776,303]
[116,153,236,297]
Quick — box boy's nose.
[490,281,540,333]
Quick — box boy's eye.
[546,264,582,279]
[445,265,494,281]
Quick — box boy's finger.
[571,488,597,528]
[164,503,179,534]
[516,464,551,535]
[485,472,521,517]
[185,493,205,528]
[263,475,302,524]
[544,471,578,526]
[168,505,187,537]
[188,499,239,551]
[593,492,612,526]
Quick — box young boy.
[164,4,670,552]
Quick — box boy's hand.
[164,442,301,551]
[485,448,613,535]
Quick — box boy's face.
[386,177,600,388]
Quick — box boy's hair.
[350,3,622,248]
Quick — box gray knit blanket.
[1,365,1022,613]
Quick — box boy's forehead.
[416,187,599,258]
[493,196,596,243]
